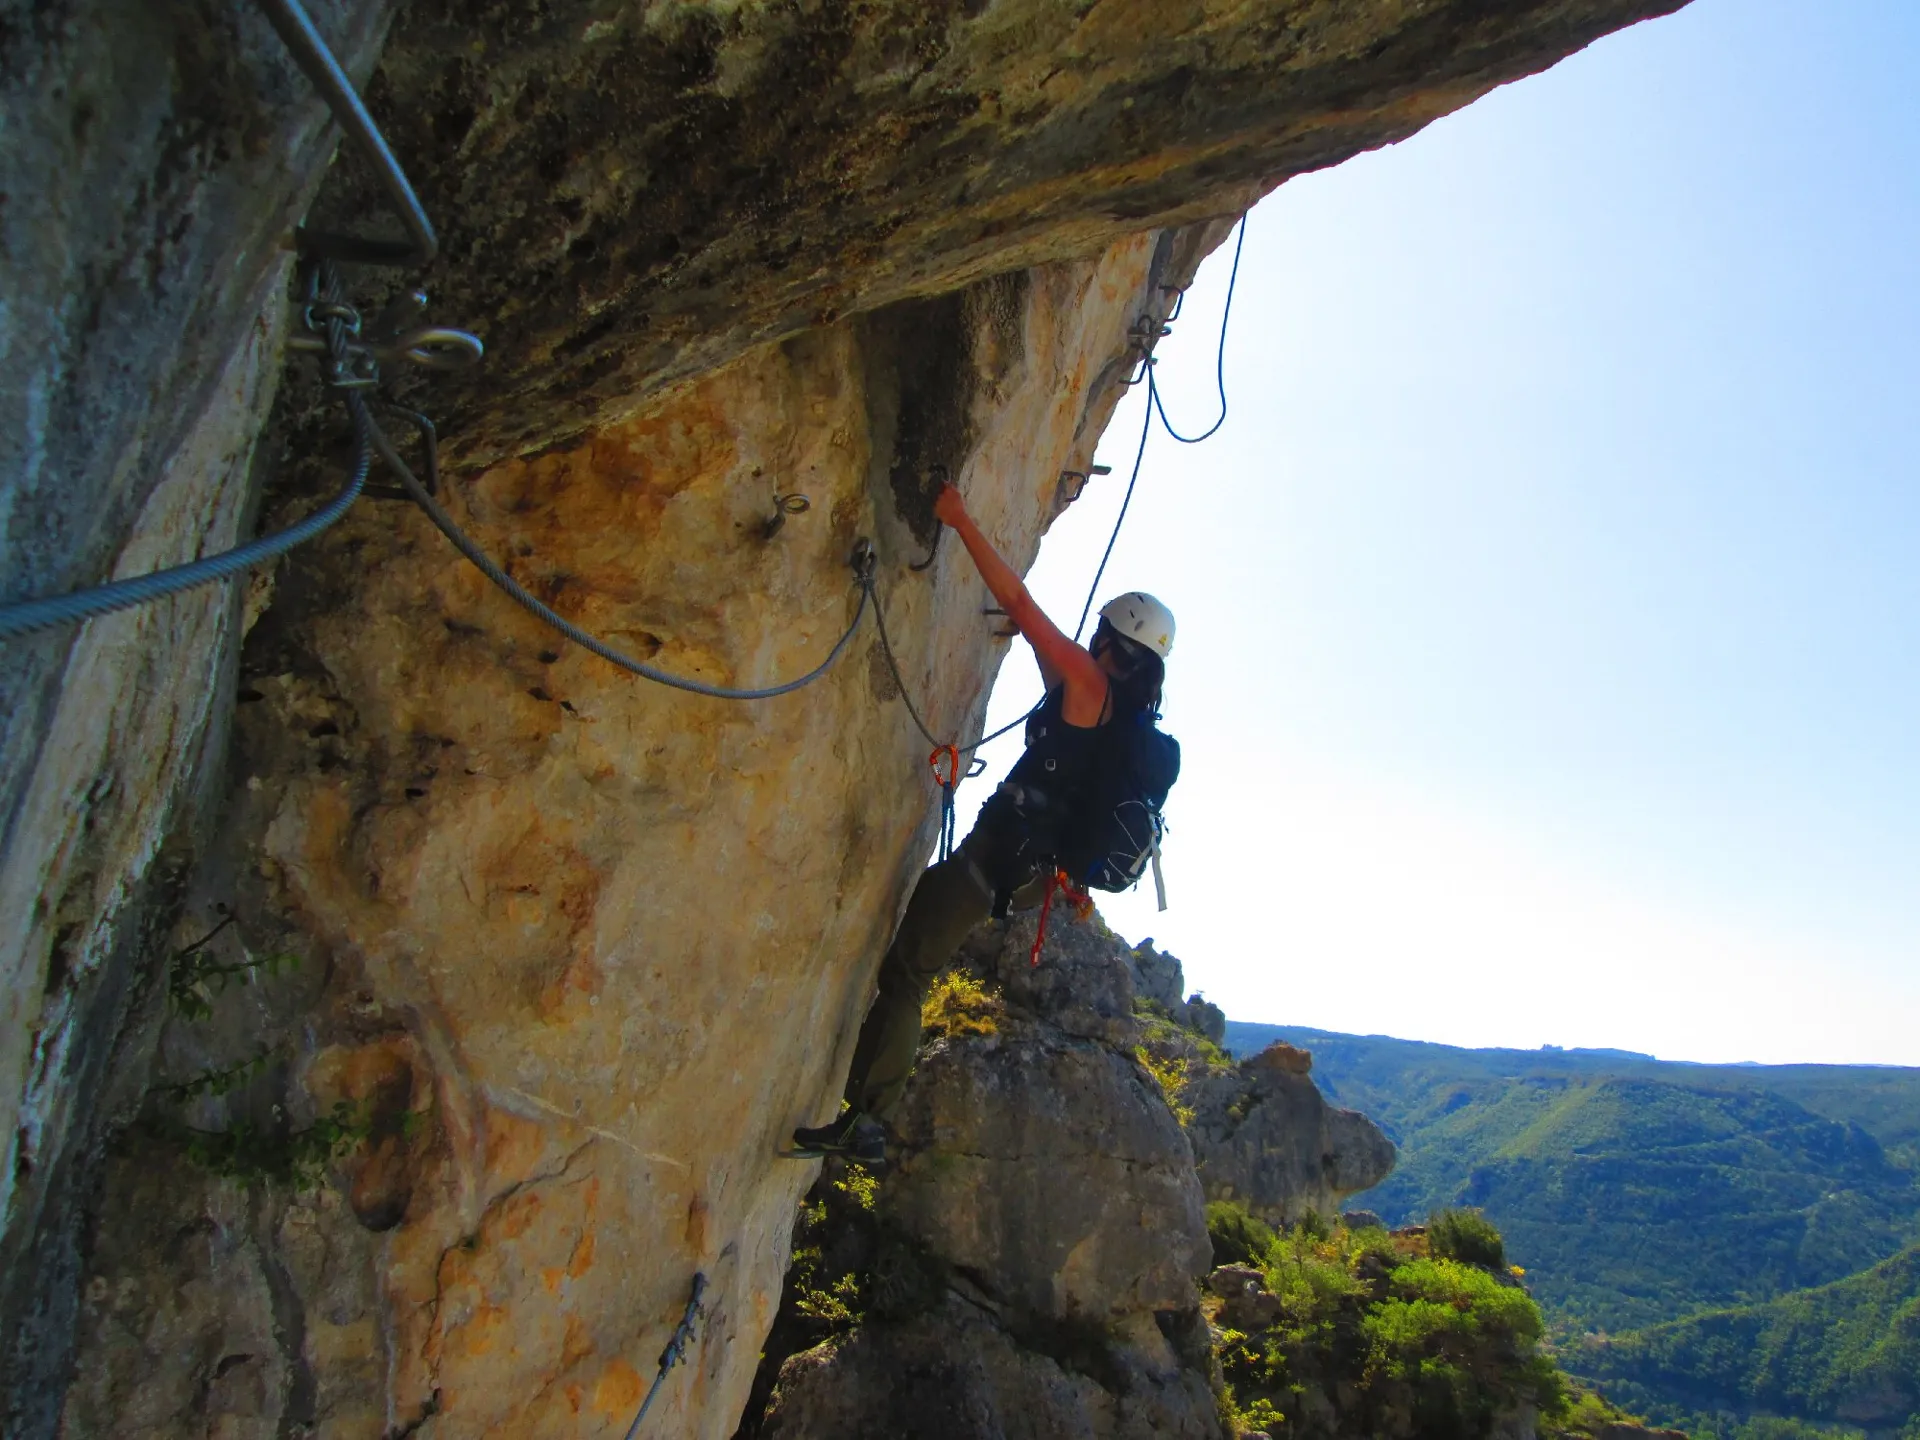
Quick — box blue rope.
[1070,211,1247,643]
[1149,213,1246,444]
[1073,369,1156,643]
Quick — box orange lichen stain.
[436,1245,477,1293]
[490,1188,544,1242]
[593,1360,644,1416]
[685,1192,709,1253]
[503,892,548,927]
[565,1383,584,1415]
[538,946,604,1020]
[562,1313,595,1368]
[542,1266,565,1295]
[307,1036,414,1107]
[567,1228,596,1279]
[456,1303,508,1357]
[482,1106,550,1191]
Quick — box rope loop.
[1028,869,1092,967]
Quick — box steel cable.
[251,0,438,266]
[865,581,946,746]
[0,0,443,642]
[623,1272,706,1440]
[365,414,872,701]
[0,310,374,642]
[1071,368,1157,643]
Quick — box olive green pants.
[841,844,996,1119]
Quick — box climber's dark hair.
[1094,620,1165,718]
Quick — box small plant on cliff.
[1133,998,1232,1128]
[795,1266,862,1327]
[833,1164,878,1211]
[169,1097,383,1189]
[1134,997,1233,1068]
[1428,1207,1507,1270]
[158,1047,276,1103]
[921,969,1002,1039]
[1543,1383,1647,1438]
[153,912,401,1191]
[1208,1199,1279,1268]
[1136,1042,1197,1125]
[787,1162,882,1333]
[166,912,299,1021]
[1219,1383,1286,1436]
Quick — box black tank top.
[1006,685,1111,809]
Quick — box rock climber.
[791,480,1175,1163]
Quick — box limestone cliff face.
[4,1,1687,1433]
[0,6,397,1423]
[67,229,1203,1440]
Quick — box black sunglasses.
[1094,624,1152,669]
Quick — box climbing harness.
[1028,868,1093,967]
[623,1271,707,1440]
[0,0,478,643]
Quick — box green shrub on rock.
[1211,1215,1597,1439]
[1207,1199,1278,1268]
[1429,1206,1507,1270]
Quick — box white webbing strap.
[1150,826,1168,912]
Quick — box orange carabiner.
[929,743,961,789]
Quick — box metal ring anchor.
[285,326,484,373]
[760,493,811,540]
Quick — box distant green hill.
[1569,1242,1920,1438]
[1223,1024,1920,1336]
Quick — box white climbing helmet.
[1097,591,1175,660]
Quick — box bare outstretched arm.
[933,484,1109,726]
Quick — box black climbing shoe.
[786,1112,886,1164]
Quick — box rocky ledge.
[740,910,1393,1438]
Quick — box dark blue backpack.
[1057,714,1181,893]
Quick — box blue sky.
[959,0,1920,1065]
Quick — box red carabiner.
[929,744,961,789]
